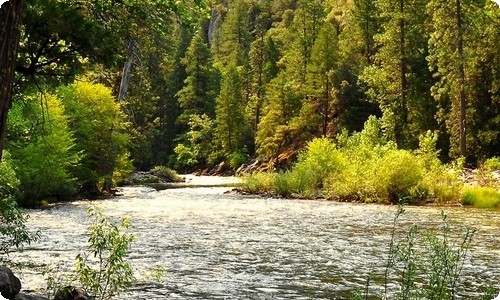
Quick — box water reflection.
[11,186,500,299]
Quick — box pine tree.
[177,33,220,125]
[214,65,248,160]
[214,0,252,67]
[360,0,433,149]
[307,20,339,137]
[427,0,484,159]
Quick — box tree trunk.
[399,0,407,126]
[0,0,25,161]
[456,0,467,158]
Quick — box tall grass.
[462,187,500,208]
[351,207,494,300]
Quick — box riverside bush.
[462,187,500,208]
[245,116,466,203]
[150,165,183,182]
[44,206,136,300]
[242,172,275,193]
[75,207,135,300]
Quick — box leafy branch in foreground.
[74,206,136,300]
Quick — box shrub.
[353,208,478,299]
[420,165,463,203]
[0,154,40,259]
[229,149,249,169]
[150,166,183,182]
[373,149,425,203]
[7,92,79,205]
[294,138,345,189]
[483,157,500,171]
[241,172,275,194]
[75,207,135,300]
[462,187,500,208]
[272,171,293,197]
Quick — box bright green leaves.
[75,206,135,300]
[0,154,40,258]
[7,91,79,205]
[58,79,132,191]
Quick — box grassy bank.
[242,117,500,206]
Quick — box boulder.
[0,266,21,299]
[54,286,88,300]
[13,293,49,300]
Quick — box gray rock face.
[0,266,21,299]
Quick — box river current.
[8,177,500,299]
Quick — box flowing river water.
[8,176,500,299]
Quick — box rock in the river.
[0,266,21,299]
[54,286,88,300]
[12,293,49,300]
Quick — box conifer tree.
[214,65,248,160]
[214,0,252,67]
[177,33,219,125]
[427,0,483,159]
[360,0,433,148]
[307,20,339,137]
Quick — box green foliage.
[177,34,219,124]
[248,116,466,203]
[173,114,214,169]
[293,138,345,193]
[58,79,132,192]
[483,157,500,171]
[353,208,478,299]
[75,206,135,300]
[150,166,183,182]
[241,172,275,194]
[7,91,79,205]
[229,149,249,169]
[462,187,500,208]
[0,154,40,259]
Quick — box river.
[8,176,500,299]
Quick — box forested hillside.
[1,0,500,203]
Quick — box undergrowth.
[243,117,464,203]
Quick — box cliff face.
[207,1,228,47]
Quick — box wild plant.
[74,206,136,300]
[354,207,479,300]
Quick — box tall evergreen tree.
[177,33,219,125]
[214,65,248,160]
[360,0,433,148]
[427,0,483,159]
[307,20,339,137]
[214,0,252,67]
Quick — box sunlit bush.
[462,187,500,208]
[241,172,275,194]
[58,79,132,193]
[244,116,467,204]
[151,165,183,182]
[7,92,79,205]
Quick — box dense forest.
[1,0,500,205]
